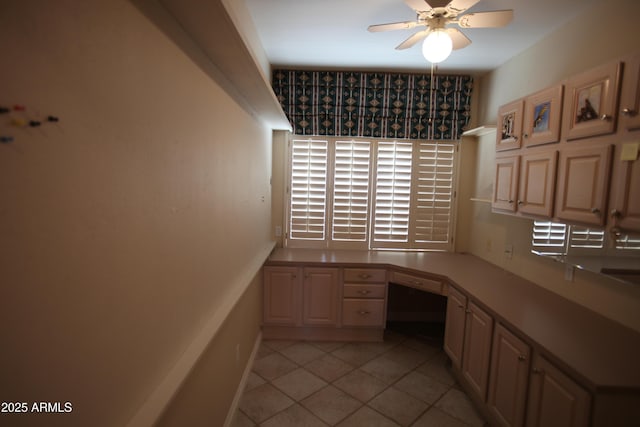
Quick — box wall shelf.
[463,125,497,137]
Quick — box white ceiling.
[244,0,598,74]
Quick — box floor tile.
[260,403,328,427]
[380,344,429,370]
[360,356,411,385]
[272,368,328,401]
[263,340,296,351]
[256,344,275,360]
[416,352,456,387]
[333,369,388,402]
[252,352,298,381]
[305,353,354,382]
[330,343,384,367]
[311,341,345,353]
[280,342,326,365]
[411,407,470,427]
[302,385,362,425]
[231,410,255,427]
[238,383,294,423]
[435,388,485,427]
[393,371,449,405]
[367,387,428,426]
[336,406,400,427]
[244,371,266,392]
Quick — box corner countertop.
[265,248,640,391]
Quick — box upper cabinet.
[620,53,640,131]
[497,100,524,151]
[562,61,622,141]
[523,85,564,147]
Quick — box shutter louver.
[289,139,328,240]
[532,221,567,255]
[569,226,605,249]
[372,141,413,245]
[412,142,455,248]
[332,140,371,241]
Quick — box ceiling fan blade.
[446,28,472,50]
[396,29,430,50]
[458,10,514,28]
[368,21,421,32]
[445,0,481,15]
[405,0,433,12]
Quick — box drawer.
[343,268,387,283]
[390,271,444,295]
[342,299,385,327]
[343,284,386,299]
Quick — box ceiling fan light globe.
[422,29,453,63]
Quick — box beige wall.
[0,1,271,426]
[459,0,640,333]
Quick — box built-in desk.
[264,248,640,426]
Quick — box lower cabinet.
[443,286,494,401]
[461,300,494,401]
[487,323,531,427]
[263,266,301,326]
[526,355,591,427]
[302,267,340,326]
[342,268,387,327]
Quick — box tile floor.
[232,327,487,426]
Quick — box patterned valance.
[272,69,473,140]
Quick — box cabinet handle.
[600,114,612,121]
[508,199,514,204]
[292,274,297,278]
[517,200,523,206]
[410,280,422,286]
[622,108,637,116]
[523,133,529,138]
[518,355,527,361]
[465,309,472,314]
[457,304,464,309]
[611,209,621,218]
[358,273,371,279]
[358,290,371,295]
[591,207,600,215]
[532,368,544,375]
[357,310,370,315]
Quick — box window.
[286,136,457,251]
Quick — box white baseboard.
[223,331,263,427]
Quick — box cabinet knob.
[358,273,371,279]
[518,355,527,361]
[611,209,621,218]
[532,368,544,375]
[358,290,371,295]
[591,207,600,215]
[292,274,297,279]
[517,200,523,206]
[410,280,422,286]
[508,199,514,204]
[465,309,472,314]
[358,310,370,315]
[523,133,529,138]
[622,108,637,116]
[458,304,464,309]
[600,114,612,121]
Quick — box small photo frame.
[523,85,563,147]
[496,99,523,151]
[563,61,621,141]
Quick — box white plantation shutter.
[372,141,413,245]
[532,221,567,255]
[411,142,455,248]
[289,139,328,240]
[332,140,371,242]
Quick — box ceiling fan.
[368,0,514,61]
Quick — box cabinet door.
[497,99,524,151]
[444,286,467,369]
[303,267,340,326]
[488,324,531,427]
[620,53,640,131]
[523,85,563,147]
[563,61,621,140]
[612,146,640,232]
[518,151,558,218]
[555,145,612,226]
[263,267,301,326]
[527,356,591,427]
[462,300,494,401]
[493,155,520,212]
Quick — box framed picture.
[563,61,621,140]
[523,85,563,147]
[496,99,523,151]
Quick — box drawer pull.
[358,273,372,279]
[518,355,527,361]
[457,304,464,309]
[358,290,372,295]
[465,309,472,314]
[622,108,637,116]
[532,368,544,375]
[410,280,422,286]
[357,310,371,315]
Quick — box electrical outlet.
[275,226,282,237]
[564,264,575,282]
[504,244,513,259]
